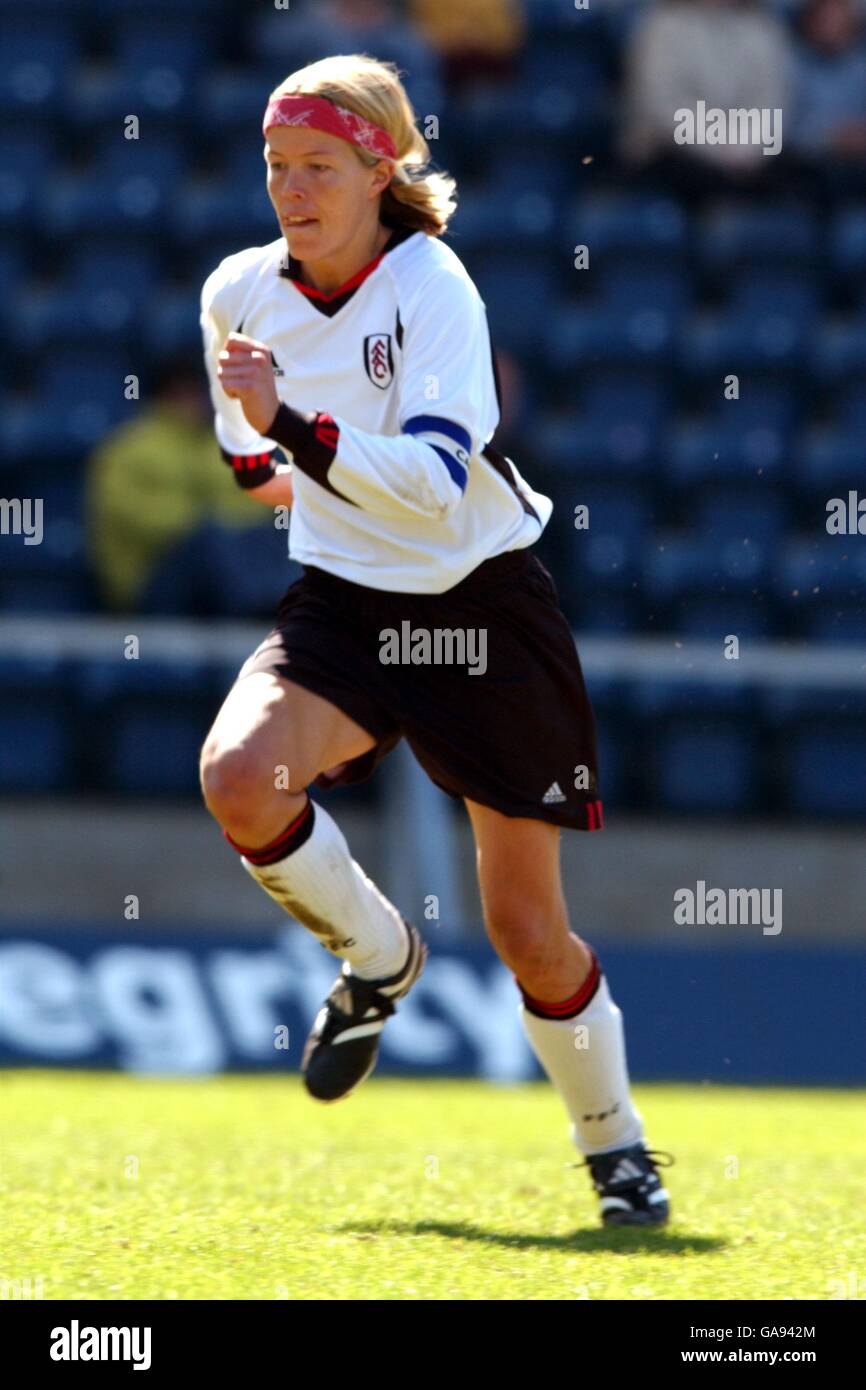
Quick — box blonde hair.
[268,54,457,237]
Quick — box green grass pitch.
[2,1072,863,1301]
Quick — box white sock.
[238,799,410,981]
[519,966,645,1156]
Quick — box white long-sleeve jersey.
[200,225,552,593]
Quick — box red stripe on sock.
[518,948,601,1020]
[224,799,312,864]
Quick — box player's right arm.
[199,265,294,508]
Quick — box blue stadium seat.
[141,287,203,358]
[573,193,688,259]
[0,654,76,791]
[568,483,653,593]
[644,534,773,633]
[536,368,668,475]
[593,262,692,317]
[140,521,300,620]
[0,481,90,613]
[667,420,787,486]
[0,16,79,115]
[0,241,26,300]
[834,380,866,434]
[7,352,138,452]
[776,538,866,640]
[451,186,556,251]
[631,680,762,814]
[691,487,791,546]
[78,655,217,796]
[763,687,866,817]
[580,674,632,805]
[679,307,812,374]
[728,268,822,325]
[113,16,215,83]
[812,314,866,383]
[674,597,777,641]
[15,273,147,355]
[468,255,559,354]
[0,131,54,226]
[831,204,866,284]
[796,428,865,504]
[170,179,281,247]
[546,305,675,375]
[699,201,819,269]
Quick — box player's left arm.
[226,269,493,523]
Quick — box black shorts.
[236,547,603,831]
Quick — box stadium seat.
[78,655,217,796]
[0,131,54,227]
[170,178,287,247]
[468,254,559,354]
[0,481,90,613]
[10,351,138,452]
[666,420,787,487]
[763,687,866,818]
[112,16,215,83]
[776,538,866,641]
[593,262,692,318]
[140,521,300,620]
[679,308,812,374]
[14,244,161,355]
[811,314,866,384]
[0,654,76,791]
[0,16,80,115]
[572,193,689,260]
[536,373,666,473]
[833,380,866,435]
[567,482,653,594]
[451,185,556,251]
[728,268,822,326]
[631,680,763,814]
[699,201,819,270]
[691,487,791,546]
[830,203,866,290]
[546,305,676,379]
[795,428,866,509]
[644,533,773,634]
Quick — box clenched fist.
[217,332,281,435]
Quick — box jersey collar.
[279,224,415,317]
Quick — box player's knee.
[483,908,557,976]
[199,741,282,828]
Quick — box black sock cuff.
[224,798,315,865]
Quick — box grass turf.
[2,1072,862,1301]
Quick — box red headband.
[262,93,398,163]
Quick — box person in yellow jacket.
[86,360,267,612]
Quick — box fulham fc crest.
[364,333,393,389]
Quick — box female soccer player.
[198,54,672,1226]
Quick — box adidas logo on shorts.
[542,781,566,804]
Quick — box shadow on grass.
[336,1218,723,1255]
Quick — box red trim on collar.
[288,248,387,303]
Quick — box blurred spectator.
[251,0,443,114]
[788,0,866,193]
[619,0,795,198]
[85,360,261,612]
[409,0,525,93]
